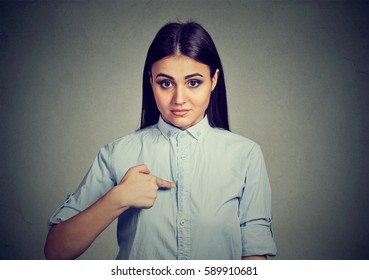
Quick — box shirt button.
[181,155,186,160]
[180,220,185,226]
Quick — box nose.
[173,85,186,105]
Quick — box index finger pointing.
[156,177,176,189]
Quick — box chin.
[167,118,192,130]
[172,120,191,130]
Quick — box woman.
[44,21,277,260]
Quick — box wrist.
[104,185,130,214]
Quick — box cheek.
[194,88,212,108]
[153,91,169,109]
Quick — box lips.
[171,109,190,116]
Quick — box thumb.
[133,164,150,175]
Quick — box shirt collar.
[158,115,210,140]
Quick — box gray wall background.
[0,0,368,260]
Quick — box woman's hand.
[113,164,175,210]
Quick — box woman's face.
[150,55,219,130]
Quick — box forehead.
[151,55,210,77]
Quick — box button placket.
[176,133,191,260]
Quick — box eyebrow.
[155,73,204,80]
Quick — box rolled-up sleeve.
[48,144,116,229]
[239,145,277,257]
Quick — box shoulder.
[208,127,259,152]
[206,128,266,172]
[101,124,161,154]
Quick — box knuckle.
[157,178,164,186]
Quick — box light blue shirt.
[48,116,277,259]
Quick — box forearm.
[44,165,174,259]
[44,187,127,259]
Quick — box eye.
[187,80,201,88]
[159,80,174,89]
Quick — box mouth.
[170,109,190,116]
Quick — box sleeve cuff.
[241,219,277,257]
[47,204,81,230]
